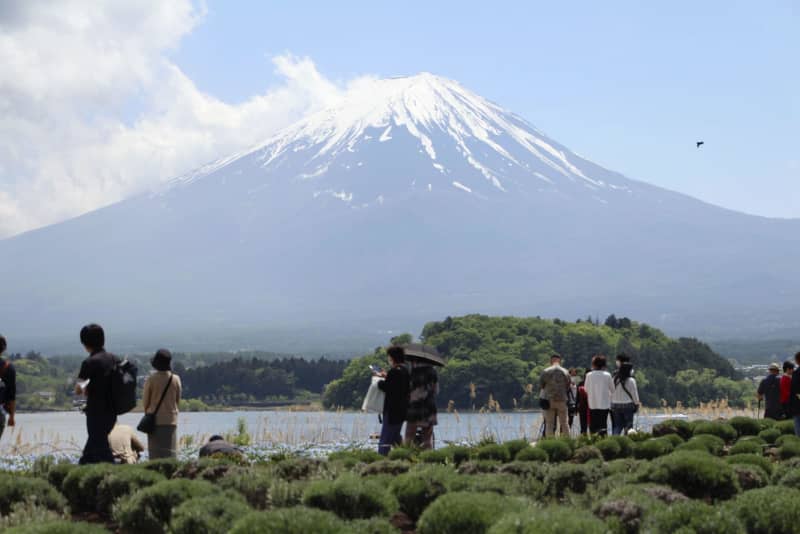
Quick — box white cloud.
[0,1,352,238]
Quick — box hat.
[768,362,780,371]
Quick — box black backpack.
[111,358,138,415]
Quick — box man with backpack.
[0,335,17,441]
[75,323,121,464]
[757,363,783,420]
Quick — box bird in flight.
[696,141,704,148]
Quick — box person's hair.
[387,346,405,364]
[592,354,607,369]
[550,354,562,362]
[568,367,577,375]
[796,352,800,364]
[614,363,633,385]
[616,353,631,364]
[209,435,224,442]
[0,335,6,354]
[151,348,172,371]
[784,361,796,372]
[79,324,105,351]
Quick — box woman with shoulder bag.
[611,354,640,436]
[141,349,181,459]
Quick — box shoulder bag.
[137,373,173,434]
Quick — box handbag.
[137,373,173,434]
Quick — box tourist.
[757,363,782,420]
[0,335,17,441]
[75,324,118,464]
[585,354,614,436]
[781,361,794,419]
[108,423,145,464]
[405,359,439,449]
[577,369,591,435]
[142,349,181,459]
[539,354,571,437]
[567,368,579,429]
[375,346,410,455]
[792,352,800,437]
[611,354,640,435]
[199,435,242,458]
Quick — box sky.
[0,0,797,238]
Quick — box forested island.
[6,314,756,412]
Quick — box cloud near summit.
[0,0,360,238]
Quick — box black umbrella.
[402,343,446,366]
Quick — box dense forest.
[323,314,753,410]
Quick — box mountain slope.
[1,73,799,351]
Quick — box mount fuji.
[2,73,799,352]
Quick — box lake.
[0,409,692,464]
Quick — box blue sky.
[172,0,799,218]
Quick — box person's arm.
[630,378,640,406]
[131,432,145,454]
[75,360,90,395]
[377,368,397,394]
[175,375,182,407]
[757,379,766,400]
[142,376,151,413]
[4,365,16,426]
[607,373,615,399]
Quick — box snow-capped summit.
[2,72,800,351]
[168,72,629,205]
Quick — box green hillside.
[323,314,750,409]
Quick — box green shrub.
[418,449,448,464]
[229,507,344,534]
[303,473,397,520]
[142,457,181,478]
[594,484,681,534]
[659,433,685,447]
[0,500,65,530]
[639,451,739,500]
[348,518,397,534]
[515,446,548,462]
[777,468,800,489]
[503,439,531,460]
[779,439,800,459]
[5,521,110,534]
[359,460,410,476]
[113,478,221,534]
[775,419,796,435]
[732,465,770,490]
[0,474,66,516]
[219,471,273,509]
[417,491,524,534]
[443,445,472,465]
[544,463,600,498]
[44,464,76,493]
[729,437,766,455]
[536,439,572,462]
[571,445,603,463]
[728,416,762,437]
[390,465,457,520]
[475,443,511,463]
[497,461,546,479]
[387,446,416,462]
[605,458,643,476]
[61,464,117,513]
[652,419,693,440]
[457,461,500,474]
[488,507,607,534]
[96,466,165,514]
[758,427,782,445]
[728,486,800,534]
[626,431,652,443]
[271,457,328,481]
[676,434,725,455]
[633,438,674,460]
[461,473,529,497]
[646,500,745,534]
[170,493,251,534]
[726,453,774,476]
[693,421,737,442]
[327,449,382,467]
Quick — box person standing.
[375,346,410,455]
[405,359,439,449]
[611,355,640,435]
[539,354,571,437]
[791,352,800,437]
[757,363,783,420]
[780,361,794,419]
[0,335,17,441]
[108,424,145,464]
[75,324,118,464]
[577,369,591,435]
[585,354,614,436]
[567,368,579,430]
[142,349,181,459]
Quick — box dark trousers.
[80,412,116,464]
[378,418,404,456]
[589,409,609,436]
[579,408,588,435]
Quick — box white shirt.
[612,377,640,405]
[585,370,614,410]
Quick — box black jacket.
[78,350,117,416]
[791,371,800,416]
[378,366,410,424]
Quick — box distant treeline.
[178,357,348,403]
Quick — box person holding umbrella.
[374,346,410,455]
[403,344,444,449]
